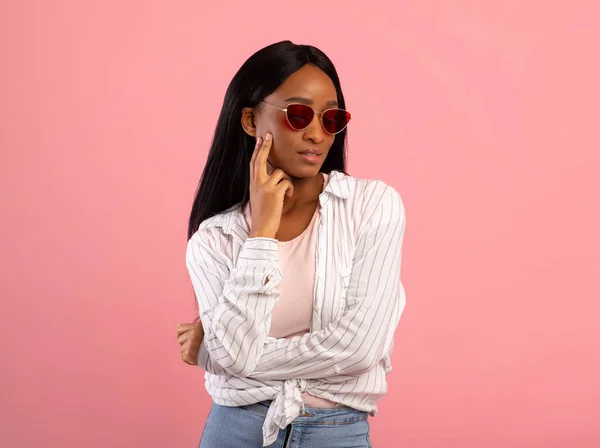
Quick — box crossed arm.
[182,184,406,381]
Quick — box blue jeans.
[199,400,372,448]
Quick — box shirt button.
[333,365,342,374]
[314,305,321,312]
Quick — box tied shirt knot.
[261,378,308,446]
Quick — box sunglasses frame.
[259,100,351,135]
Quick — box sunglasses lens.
[322,109,351,134]
[286,104,314,130]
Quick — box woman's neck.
[281,173,324,216]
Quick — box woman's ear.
[241,107,257,137]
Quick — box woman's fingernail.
[265,133,271,141]
[256,138,262,145]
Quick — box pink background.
[1,1,599,447]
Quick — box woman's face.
[253,64,339,179]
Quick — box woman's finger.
[177,333,188,345]
[181,345,198,365]
[267,168,292,187]
[254,133,272,182]
[276,178,294,198]
[249,137,262,181]
[177,323,193,337]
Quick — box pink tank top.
[242,173,337,408]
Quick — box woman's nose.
[303,113,326,143]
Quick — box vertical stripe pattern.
[185,170,407,446]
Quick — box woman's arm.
[177,321,228,375]
[186,183,406,381]
[185,232,284,377]
[246,184,406,381]
[196,339,227,375]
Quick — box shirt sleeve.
[246,185,406,381]
[185,232,283,377]
[196,340,226,375]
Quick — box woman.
[177,40,407,447]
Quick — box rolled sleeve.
[186,233,283,377]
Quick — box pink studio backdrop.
[1,1,599,447]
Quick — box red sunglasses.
[260,101,352,135]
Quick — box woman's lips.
[297,152,322,163]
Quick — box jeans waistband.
[239,400,369,425]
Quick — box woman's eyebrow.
[284,96,339,106]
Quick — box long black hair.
[187,40,349,240]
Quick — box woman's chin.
[287,165,322,179]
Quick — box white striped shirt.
[185,170,407,446]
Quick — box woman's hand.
[249,133,294,239]
[177,321,204,366]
